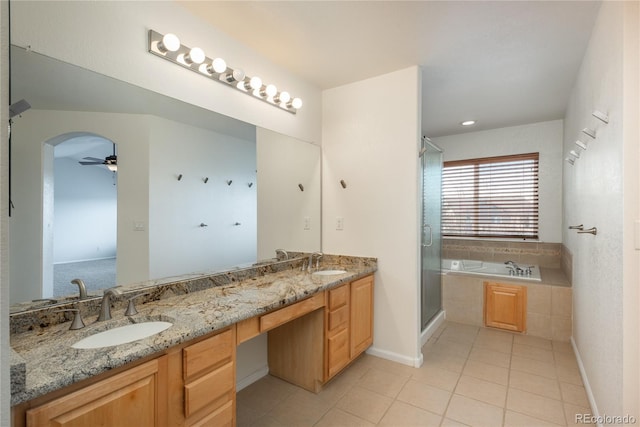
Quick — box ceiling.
[178,1,601,137]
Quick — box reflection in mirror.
[9,46,321,311]
[53,136,118,298]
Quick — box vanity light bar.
[148,30,302,114]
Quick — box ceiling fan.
[79,143,117,172]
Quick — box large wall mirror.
[9,46,321,310]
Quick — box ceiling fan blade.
[79,161,103,165]
[82,157,104,162]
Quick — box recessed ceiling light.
[461,120,476,126]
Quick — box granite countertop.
[10,256,377,406]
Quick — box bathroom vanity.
[10,256,376,427]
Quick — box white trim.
[366,346,423,368]
[571,337,601,426]
[236,365,269,392]
[54,256,117,265]
[421,310,446,347]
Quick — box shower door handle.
[422,224,433,247]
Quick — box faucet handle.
[54,308,85,330]
[125,294,144,316]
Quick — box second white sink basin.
[312,270,348,276]
[72,321,172,349]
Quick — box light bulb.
[265,84,278,98]
[225,68,245,83]
[159,33,180,53]
[211,58,227,74]
[277,91,291,104]
[250,76,262,90]
[185,47,205,65]
[291,98,303,109]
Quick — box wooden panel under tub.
[484,282,527,332]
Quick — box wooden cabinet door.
[26,358,166,427]
[484,282,527,332]
[350,275,374,358]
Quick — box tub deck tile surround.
[9,254,377,406]
[443,259,572,341]
[443,238,563,269]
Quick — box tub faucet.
[70,278,87,300]
[98,287,123,321]
[308,252,323,273]
[505,261,524,276]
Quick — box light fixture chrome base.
[148,30,299,114]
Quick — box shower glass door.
[421,138,443,330]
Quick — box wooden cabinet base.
[25,358,167,427]
[267,308,324,393]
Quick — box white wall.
[53,157,117,263]
[1,1,10,422]
[10,1,322,145]
[433,120,564,243]
[148,116,256,278]
[563,1,639,418]
[257,128,321,260]
[322,66,423,366]
[10,110,150,303]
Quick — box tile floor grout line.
[436,322,476,427]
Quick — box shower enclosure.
[420,137,443,330]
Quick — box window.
[442,153,539,239]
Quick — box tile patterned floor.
[237,322,593,426]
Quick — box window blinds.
[442,153,539,239]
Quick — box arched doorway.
[42,132,117,297]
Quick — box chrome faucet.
[308,251,323,273]
[275,249,289,260]
[504,261,524,276]
[98,287,123,321]
[70,278,88,300]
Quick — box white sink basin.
[312,270,348,276]
[72,321,172,349]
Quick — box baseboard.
[421,310,446,347]
[236,365,269,392]
[366,346,423,368]
[571,337,600,424]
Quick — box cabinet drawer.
[183,328,233,381]
[260,293,325,332]
[188,400,233,427]
[327,327,350,378]
[184,362,234,418]
[328,284,348,310]
[236,316,260,345]
[328,305,349,331]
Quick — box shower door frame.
[420,137,443,331]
